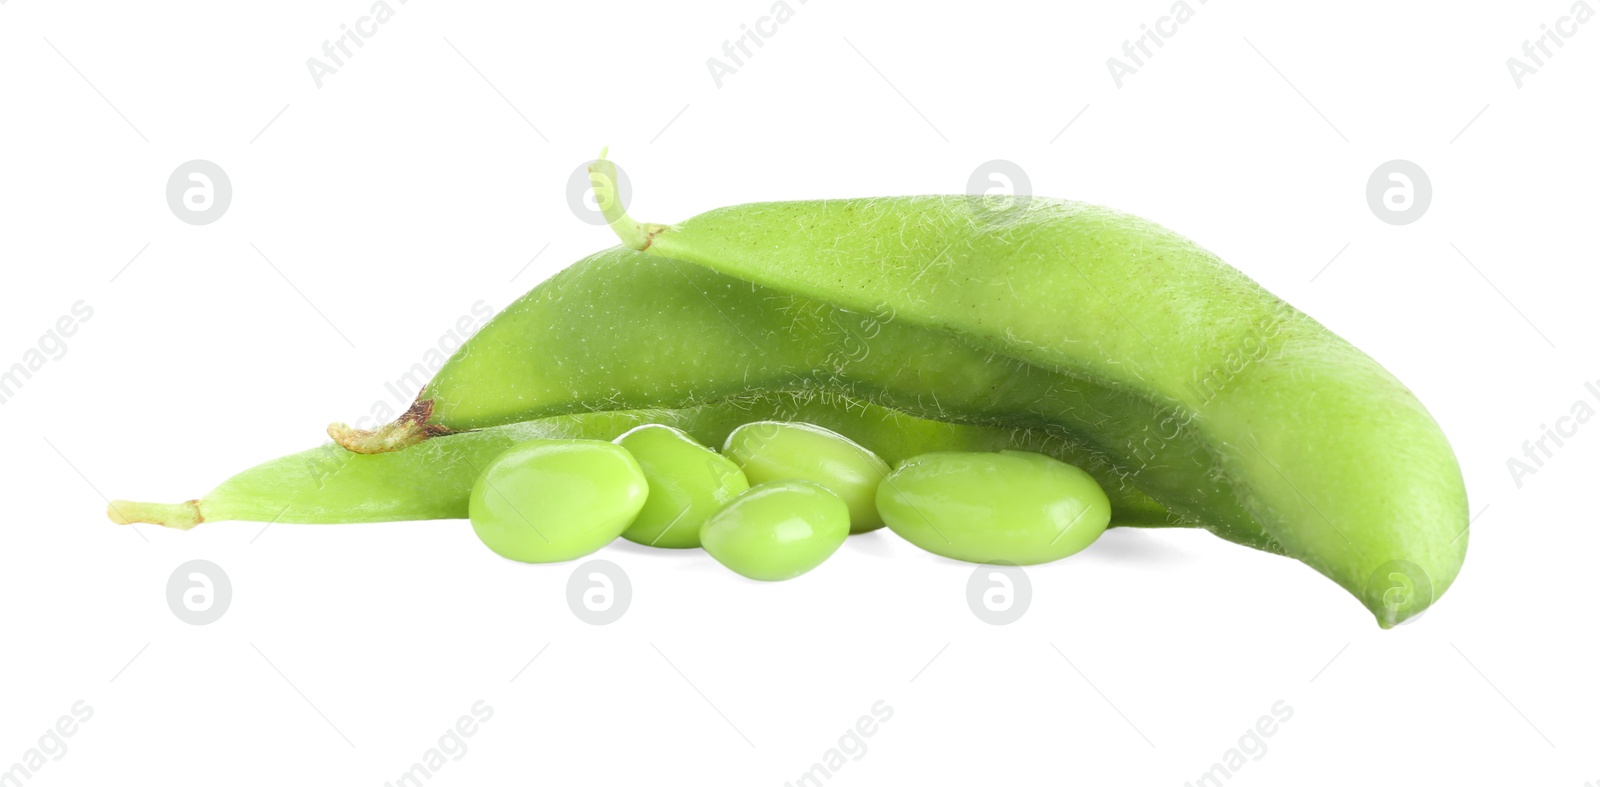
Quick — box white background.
[2,0,1596,784]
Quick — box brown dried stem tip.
[327,399,452,454]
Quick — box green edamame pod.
[592,154,1468,626]
[112,391,1172,530]
[616,424,748,548]
[700,480,850,581]
[327,249,1197,538]
[723,421,890,534]
[105,417,611,529]
[877,451,1111,565]
[468,439,648,563]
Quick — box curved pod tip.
[107,500,203,530]
[587,149,669,251]
[328,419,430,455]
[328,398,451,455]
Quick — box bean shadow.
[845,528,897,558]
[880,525,1197,569]
[606,534,732,576]
[1074,527,1195,567]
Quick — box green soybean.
[468,439,647,563]
[878,451,1111,565]
[700,480,849,581]
[723,421,891,534]
[615,424,748,548]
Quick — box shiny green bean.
[723,421,890,534]
[469,440,647,563]
[615,424,748,548]
[878,451,1111,565]
[700,480,849,581]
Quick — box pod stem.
[589,148,670,251]
[107,499,203,530]
[328,399,452,455]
